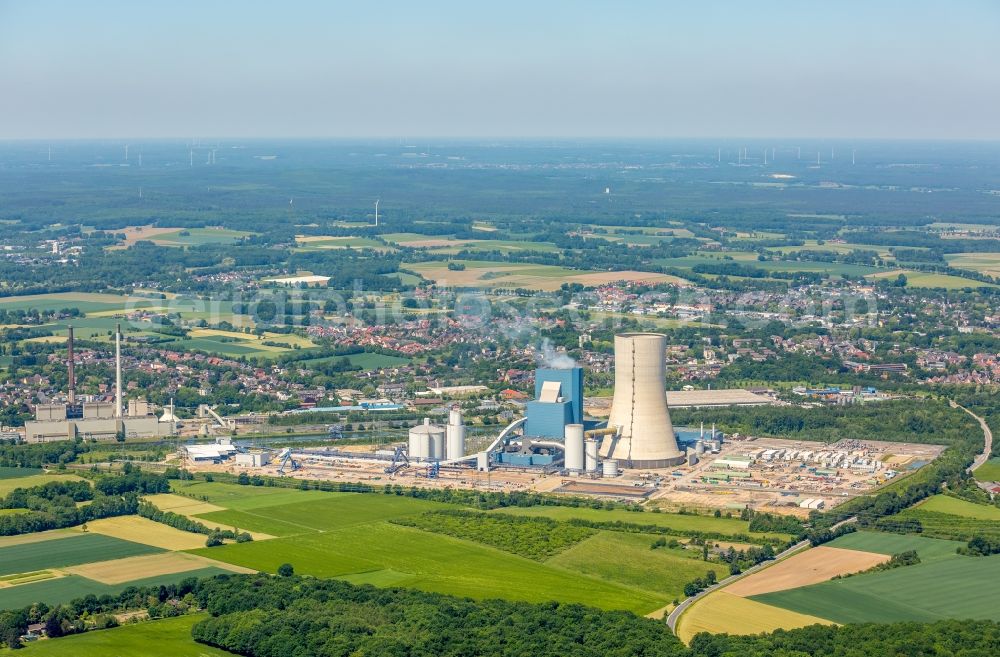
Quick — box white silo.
[602,459,619,477]
[602,333,685,468]
[408,429,429,460]
[584,438,599,473]
[430,430,445,460]
[446,408,466,460]
[408,418,443,461]
[564,424,585,471]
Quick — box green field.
[0,533,161,576]
[295,236,388,251]
[437,239,561,254]
[165,481,798,613]
[0,568,234,611]
[195,494,436,536]
[152,227,253,247]
[170,480,333,510]
[914,495,1000,520]
[177,337,270,356]
[880,495,1000,542]
[0,467,42,480]
[547,531,721,598]
[752,531,1000,624]
[825,529,964,562]
[190,520,663,613]
[770,239,894,258]
[10,614,231,657]
[654,253,881,277]
[0,474,85,497]
[867,270,996,289]
[753,552,1000,624]
[0,292,135,314]
[974,457,1000,481]
[300,351,410,369]
[944,252,1000,277]
[895,508,1000,541]
[490,505,783,540]
[169,482,707,613]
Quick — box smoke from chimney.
[538,338,577,369]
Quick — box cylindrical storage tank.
[408,418,442,461]
[603,333,684,468]
[584,439,599,473]
[429,428,445,460]
[564,424,585,471]
[476,451,490,471]
[449,408,462,426]
[408,428,429,461]
[602,459,619,477]
[446,423,466,460]
[688,453,699,466]
[695,440,705,456]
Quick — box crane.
[276,448,300,475]
[384,445,409,474]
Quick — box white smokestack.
[115,323,123,418]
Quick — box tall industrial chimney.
[67,325,76,406]
[115,323,123,418]
[601,333,684,468]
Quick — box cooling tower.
[602,333,685,468]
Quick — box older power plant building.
[24,325,175,442]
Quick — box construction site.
[173,331,945,514]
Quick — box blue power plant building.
[524,367,584,439]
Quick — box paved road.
[666,516,857,634]
[669,399,992,637]
[950,401,993,473]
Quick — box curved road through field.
[665,537,807,632]
[666,515,858,633]
[670,399,994,636]
[950,401,993,473]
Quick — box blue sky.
[1,1,998,139]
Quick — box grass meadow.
[9,614,231,657]
[169,481,776,614]
[0,534,162,576]
[973,457,1000,481]
[750,531,1000,624]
